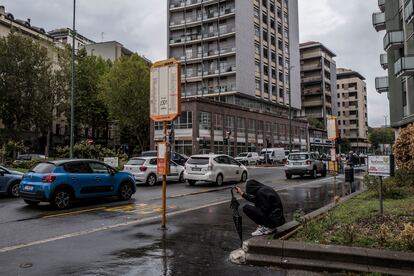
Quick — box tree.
[0,31,52,142]
[337,138,351,154]
[308,117,324,129]
[393,123,414,170]
[368,127,395,151]
[99,54,150,152]
[73,49,111,142]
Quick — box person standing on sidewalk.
[235,179,285,236]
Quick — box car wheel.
[240,171,248,183]
[216,174,224,186]
[51,189,72,210]
[118,182,133,201]
[188,180,196,186]
[312,168,317,179]
[321,166,327,177]
[146,174,157,186]
[286,173,292,180]
[178,172,185,183]
[24,199,39,206]
[8,181,20,197]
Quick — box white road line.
[0,176,348,253]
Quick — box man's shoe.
[251,226,264,236]
[262,227,277,235]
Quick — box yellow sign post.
[150,58,181,230]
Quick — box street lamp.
[69,0,76,158]
[288,65,295,154]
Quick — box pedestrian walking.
[235,179,285,236]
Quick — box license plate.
[24,185,34,192]
[192,168,202,171]
[293,162,301,165]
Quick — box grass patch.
[291,189,414,252]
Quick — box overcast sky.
[1,0,389,127]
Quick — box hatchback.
[19,159,136,209]
[184,154,248,186]
[123,157,185,186]
[0,166,23,197]
[285,152,327,179]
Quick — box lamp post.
[288,66,295,153]
[69,0,76,158]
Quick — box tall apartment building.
[299,41,338,129]
[152,0,307,156]
[336,68,369,153]
[373,0,414,132]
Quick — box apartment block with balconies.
[336,68,369,153]
[157,0,306,156]
[299,41,338,128]
[373,0,414,130]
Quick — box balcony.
[375,76,388,94]
[380,53,388,69]
[303,99,324,108]
[169,7,235,29]
[301,63,322,72]
[394,56,414,77]
[383,31,404,51]
[301,75,322,84]
[303,88,322,96]
[372,12,386,32]
[178,47,236,63]
[378,0,385,12]
[405,0,414,24]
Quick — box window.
[63,162,91,174]
[254,24,260,37]
[255,61,261,73]
[255,43,260,55]
[255,78,261,90]
[89,162,109,174]
[199,112,212,130]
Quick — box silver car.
[123,157,185,186]
[0,166,23,197]
[284,152,327,179]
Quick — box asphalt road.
[0,166,342,275]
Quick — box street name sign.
[150,58,181,122]
[327,116,338,141]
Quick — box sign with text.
[157,142,170,175]
[150,58,181,122]
[327,116,338,141]
[368,155,394,177]
[104,157,119,168]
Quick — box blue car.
[0,166,23,197]
[20,159,136,209]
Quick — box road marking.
[0,199,230,253]
[42,207,106,219]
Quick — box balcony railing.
[372,12,386,32]
[383,31,404,51]
[380,53,388,69]
[394,56,414,77]
[405,0,414,23]
[169,7,235,27]
[301,75,322,83]
[375,76,388,94]
[170,0,222,11]
[169,27,235,45]
[378,0,385,12]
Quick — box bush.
[11,159,43,170]
[364,172,411,199]
[393,123,414,170]
[56,142,116,160]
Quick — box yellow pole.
[162,121,167,229]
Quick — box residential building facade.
[48,27,95,49]
[299,41,338,129]
[373,0,414,132]
[155,0,307,156]
[336,68,369,153]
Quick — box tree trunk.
[44,124,52,158]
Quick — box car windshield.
[126,159,145,166]
[187,157,209,165]
[141,151,157,157]
[289,154,309,161]
[31,163,56,173]
[238,153,248,157]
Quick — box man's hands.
[234,186,243,195]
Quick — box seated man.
[235,179,285,236]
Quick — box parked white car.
[235,152,260,166]
[123,157,185,186]
[184,154,248,186]
[284,152,327,179]
[260,148,286,164]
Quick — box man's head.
[246,179,264,195]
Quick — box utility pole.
[70,0,76,158]
[288,66,294,153]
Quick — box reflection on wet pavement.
[70,180,361,276]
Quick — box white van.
[260,148,286,164]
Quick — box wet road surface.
[0,167,363,275]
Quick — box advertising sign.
[327,116,338,141]
[150,58,181,122]
[157,142,170,175]
[368,155,393,177]
[104,157,119,168]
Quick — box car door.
[228,157,242,181]
[62,161,95,198]
[0,167,10,193]
[88,162,116,196]
[168,161,179,181]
